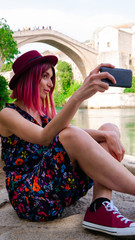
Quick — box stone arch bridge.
[13,29,98,79]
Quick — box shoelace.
[102,200,131,224]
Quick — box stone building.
[82,24,135,108]
[90,24,135,74]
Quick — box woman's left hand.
[104,130,125,162]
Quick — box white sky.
[1,0,135,53]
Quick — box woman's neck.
[14,100,28,112]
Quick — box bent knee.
[98,123,120,135]
[59,125,83,141]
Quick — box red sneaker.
[82,200,135,237]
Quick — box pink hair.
[10,62,56,119]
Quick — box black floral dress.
[1,103,93,221]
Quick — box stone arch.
[13,30,97,79]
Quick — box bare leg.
[92,123,119,202]
[59,124,135,196]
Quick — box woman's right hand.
[75,63,116,101]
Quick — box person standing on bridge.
[0,50,135,237]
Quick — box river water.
[70,108,135,156]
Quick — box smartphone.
[100,67,132,88]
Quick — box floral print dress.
[1,103,93,221]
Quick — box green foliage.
[66,80,81,98]
[56,61,73,94]
[0,18,19,63]
[124,77,135,93]
[1,62,12,72]
[53,61,81,107]
[0,75,11,110]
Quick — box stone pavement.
[0,155,135,240]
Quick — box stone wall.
[87,92,135,109]
[80,88,135,109]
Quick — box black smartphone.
[100,67,132,88]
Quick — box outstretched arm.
[0,63,116,146]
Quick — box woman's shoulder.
[0,104,17,118]
[0,104,21,137]
[0,108,13,137]
[0,103,16,113]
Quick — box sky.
[1,0,135,53]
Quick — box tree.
[1,62,12,72]
[0,75,11,110]
[56,61,73,94]
[124,77,135,93]
[0,18,19,63]
[53,61,81,107]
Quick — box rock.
[0,188,9,207]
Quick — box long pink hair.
[10,62,56,119]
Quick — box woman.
[0,50,135,237]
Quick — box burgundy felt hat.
[9,50,58,90]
